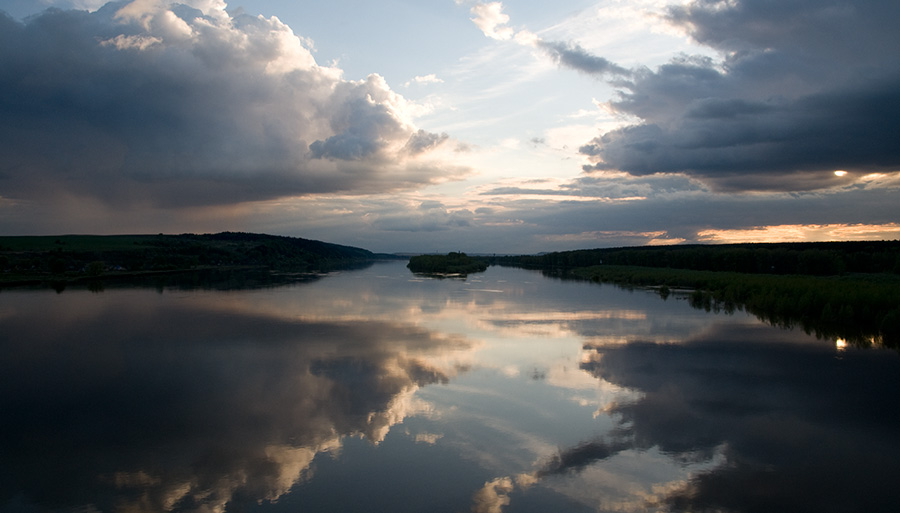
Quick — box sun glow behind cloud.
[697,224,900,244]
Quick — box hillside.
[0,232,399,286]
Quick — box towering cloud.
[0,0,460,208]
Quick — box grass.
[568,265,900,348]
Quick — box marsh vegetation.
[500,241,900,347]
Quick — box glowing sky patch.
[697,224,900,244]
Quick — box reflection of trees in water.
[682,277,900,349]
[541,264,900,349]
[0,298,467,512]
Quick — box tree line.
[499,241,900,348]
[565,265,900,348]
[0,232,395,286]
[499,241,900,276]
[407,252,489,274]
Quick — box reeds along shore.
[572,265,899,348]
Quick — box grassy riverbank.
[564,265,900,348]
[500,241,900,348]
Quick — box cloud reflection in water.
[5,263,900,513]
[480,322,900,512]
[0,289,469,512]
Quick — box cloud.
[534,40,630,77]
[577,0,900,191]
[457,170,899,251]
[470,2,514,41]
[405,129,451,155]
[373,201,474,232]
[467,2,631,78]
[0,1,461,208]
[471,477,515,513]
[534,438,633,478]
[404,73,444,87]
[0,289,468,511]
[473,320,900,512]
[578,323,900,511]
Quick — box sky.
[1,0,898,253]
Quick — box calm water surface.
[2,261,899,512]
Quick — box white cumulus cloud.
[470,2,514,40]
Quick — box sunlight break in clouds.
[0,0,463,209]
[697,223,900,244]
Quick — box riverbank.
[555,264,900,348]
[498,241,900,347]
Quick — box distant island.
[407,252,489,275]
[0,232,401,287]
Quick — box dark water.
[2,261,899,513]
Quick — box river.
[2,261,898,512]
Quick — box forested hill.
[0,232,399,284]
[499,241,900,276]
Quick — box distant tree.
[85,261,105,276]
[408,252,488,274]
[49,257,66,274]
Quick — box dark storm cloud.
[579,0,900,191]
[583,75,900,190]
[0,2,456,208]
